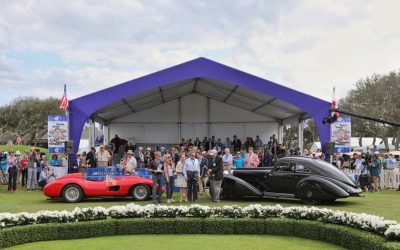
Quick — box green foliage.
[0,145,50,158]
[0,97,63,145]
[339,71,400,150]
[0,218,398,249]
[1,234,347,250]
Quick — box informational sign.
[48,115,68,153]
[330,117,351,153]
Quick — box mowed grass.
[0,145,50,158]
[6,234,345,250]
[1,183,400,221]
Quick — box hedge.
[1,218,400,249]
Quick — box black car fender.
[295,176,350,200]
[223,175,262,197]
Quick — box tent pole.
[298,119,304,155]
[89,119,95,148]
[178,97,182,141]
[207,97,211,138]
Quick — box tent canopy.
[94,77,307,124]
[69,57,331,153]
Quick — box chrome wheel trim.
[134,186,147,199]
[65,186,80,201]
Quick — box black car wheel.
[131,184,151,201]
[219,187,230,200]
[301,190,321,205]
[61,184,84,203]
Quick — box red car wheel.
[131,184,150,201]
[62,184,84,203]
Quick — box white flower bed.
[1,204,400,240]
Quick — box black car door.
[265,161,298,194]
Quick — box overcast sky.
[1,0,399,105]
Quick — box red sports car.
[43,173,154,203]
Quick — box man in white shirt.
[125,150,137,175]
[183,150,200,202]
[384,153,397,190]
[353,153,366,185]
[96,145,111,167]
[222,148,233,173]
[354,154,366,171]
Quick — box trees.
[0,97,63,145]
[339,71,400,150]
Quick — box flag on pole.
[331,86,339,118]
[59,84,69,110]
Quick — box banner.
[48,115,68,153]
[330,117,351,153]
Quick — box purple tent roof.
[69,57,331,153]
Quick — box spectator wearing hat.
[207,149,223,202]
[7,150,18,191]
[97,145,111,167]
[124,150,137,175]
[244,147,259,168]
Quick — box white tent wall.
[108,94,278,144]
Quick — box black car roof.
[276,156,355,186]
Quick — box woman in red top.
[20,153,29,187]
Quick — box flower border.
[1,204,399,241]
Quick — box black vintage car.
[220,156,362,204]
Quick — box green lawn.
[6,234,345,250]
[0,145,50,158]
[1,183,400,221]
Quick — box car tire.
[219,186,230,200]
[61,184,84,203]
[131,184,151,201]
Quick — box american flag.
[59,84,69,110]
[331,86,339,118]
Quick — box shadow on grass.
[43,195,360,208]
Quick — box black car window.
[274,162,294,172]
[295,163,311,173]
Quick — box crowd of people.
[76,134,296,172]
[0,148,62,192]
[342,151,398,192]
[2,134,398,200]
[73,134,301,203]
